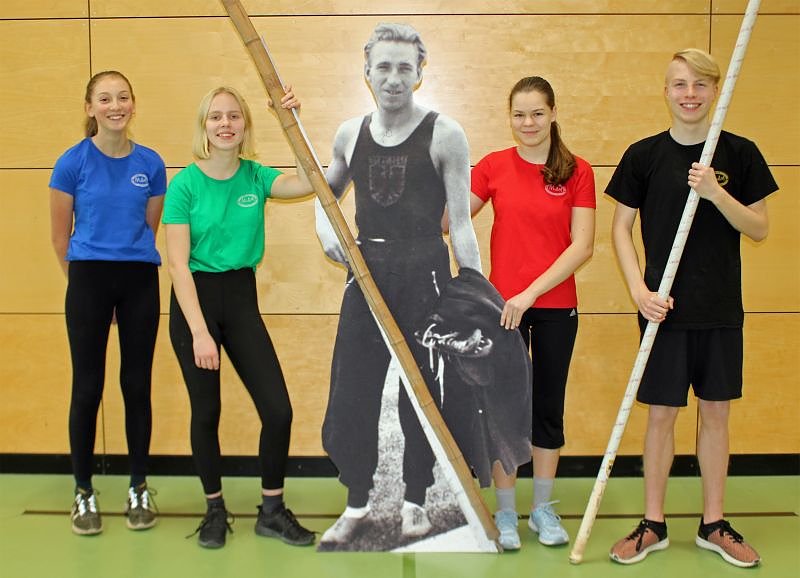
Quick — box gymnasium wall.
[1,1,797,468]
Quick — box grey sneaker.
[125,483,158,530]
[71,488,102,535]
[494,509,521,550]
[255,504,315,546]
[528,501,569,546]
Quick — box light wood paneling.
[0,170,68,313]
[741,167,800,312]
[0,20,89,168]
[711,15,800,166]
[5,312,795,456]
[564,314,700,456]
[713,0,800,14]
[66,314,338,456]
[0,0,86,19]
[0,316,71,453]
[89,1,711,18]
[87,15,708,168]
[731,313,800,453]
[5,166,796,315]
[2,4,797,462]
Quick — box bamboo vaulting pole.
[219,0,499,550]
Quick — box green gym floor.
[1,474,797,578]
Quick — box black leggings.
[169,268,292,495]
[518,307,578,449]
[65,261,159,487]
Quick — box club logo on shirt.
[131,174,149,188]
[368,155,407,207]
[237,194,258,208]
[715,171,730,187]
[544,183,567,197]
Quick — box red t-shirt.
[471,147,596,307]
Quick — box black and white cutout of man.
[315,23,531,551]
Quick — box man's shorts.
[637,326,743,407]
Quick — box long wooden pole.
[219,0,499,549]
[568,0,761,564]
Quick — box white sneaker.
[401,503,432,538]
[320,513,364,543]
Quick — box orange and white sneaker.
[609,519,669,564]
[696,519,761,568]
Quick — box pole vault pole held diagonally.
[219,0,500,551]
[568,0,762,565]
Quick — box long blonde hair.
[192,86,256,159]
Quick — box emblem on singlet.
[368,155,407,207]
[715,170,730,187]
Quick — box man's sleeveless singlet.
[351,111,445,240]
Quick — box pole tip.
[568,553,583,565]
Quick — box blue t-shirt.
[49,138,167,264]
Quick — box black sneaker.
[190,503,234,549]
[71,488,102,536]
[255,504,315,546]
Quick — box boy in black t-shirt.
[606,48,778,568]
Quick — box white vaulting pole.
[569,0,762,564]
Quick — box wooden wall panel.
[711,15,800,166]
[713,0,800,14]
[0,316,71,453]
[0,20,89,169]
[7,310,793,456]
[0,0,86,19]
[2,4,797,461]
[741,167,800,312]
[65,314,338,456]
[731,313,800,454]
[0,170,67,313]
[565,314,700,456]
[87,15,709,168]
[89,1,711,19]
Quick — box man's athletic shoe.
[400,503,432,538]
[71,488,102,535]
[192,502,233,549]
[125,483,157,530]
[609,518,669,564]
[696,518,761,568]
[528,501,569,546]
[494,509,521,550]
[255,504,315,546]
[320,513,364,544]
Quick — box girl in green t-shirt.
[164,86,315,549]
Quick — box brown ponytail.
[509,76,576,186]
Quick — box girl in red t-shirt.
[470,76,596,550]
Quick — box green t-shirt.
[163,159,281,272]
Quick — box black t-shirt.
[605,130,778,329]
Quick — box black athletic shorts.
[637,326,743,406]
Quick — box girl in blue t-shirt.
[49,70,166,536]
